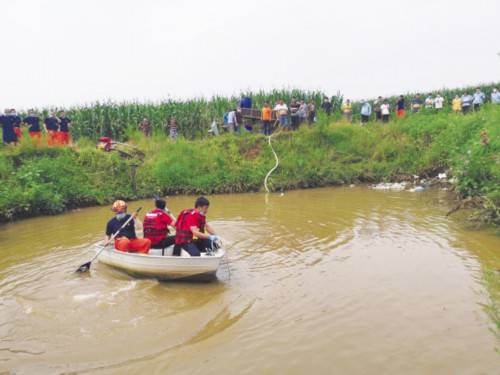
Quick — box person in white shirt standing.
[381,101,390,123]
[274,100,289,131]
[434,94,445,111]
[491,88,500,104]
[226,109,237,133]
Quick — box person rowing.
[105,200,151,254]
[143,198,176,254]
[174,196,219,256]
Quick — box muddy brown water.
[0,187,498,374]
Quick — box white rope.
[264,123,281,193]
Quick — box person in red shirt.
[143,199,176,253]
[174,196,219,256]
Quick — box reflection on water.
[0,187,498,374]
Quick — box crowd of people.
[0,109,72,146]
[222,87,500,135]
[106,197,219,257]
[3,87,499,145]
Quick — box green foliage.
[1,101,498,225]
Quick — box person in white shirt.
[381,101,390,123]
[274,100,289,130]
[226,109,236,133]
[434,94,444,110]
[491,88,500,104]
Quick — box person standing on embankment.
[396,95,406,118]
[472,88,486,111]
[44,112,60,146]
[360,100,371,124]
[261,102,272,136]
[491,88,500,104]
[139,117,152,137]
[274,100,289,130]
[321,96,332,116]
[58,111,72,145]
[0,109,18,145]
[23,110,42,144]
[452,95,462,113]
[11,109,22,140]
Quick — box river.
[0,187,498,374]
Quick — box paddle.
[76,207,142,273]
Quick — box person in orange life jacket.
[143,199,176,251]
[174,196,219,256]
[105,200,151,254]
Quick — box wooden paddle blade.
[76,262,91,273]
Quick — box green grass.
[1,102,498,224]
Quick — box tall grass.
[2,102,498,223]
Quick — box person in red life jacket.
[143,199,176,252]
[23,110,42,144]
[174,196,219,256]
[44,112,60,146]
[105,200,151,254]
[58,111,72,145]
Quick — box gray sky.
[1,0,499,109]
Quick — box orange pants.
[47,131,58,146]
[29,131,42,146]
[115,238,151,254]
[59,132,70,145]
[397,109,406,118]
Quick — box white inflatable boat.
[98,246,226,281]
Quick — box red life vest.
[143,209,171,246]
[175,208,205,245]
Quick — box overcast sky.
[1,0,499,109]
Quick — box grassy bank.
[0,104,498,224]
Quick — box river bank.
[0,104,498,225]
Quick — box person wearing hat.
[105,200,151,254]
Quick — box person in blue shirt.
[23,110,42,143]
[44,112,60,146]
[0,109,18,145]
[58,111,72,145]
[461,93,473,114]
[492,88,500,104]
[360,100,372,124]
[472,88,486,111]
[10,109,22,140]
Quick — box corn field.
[33,82,499,141]
[59,90,340,141]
